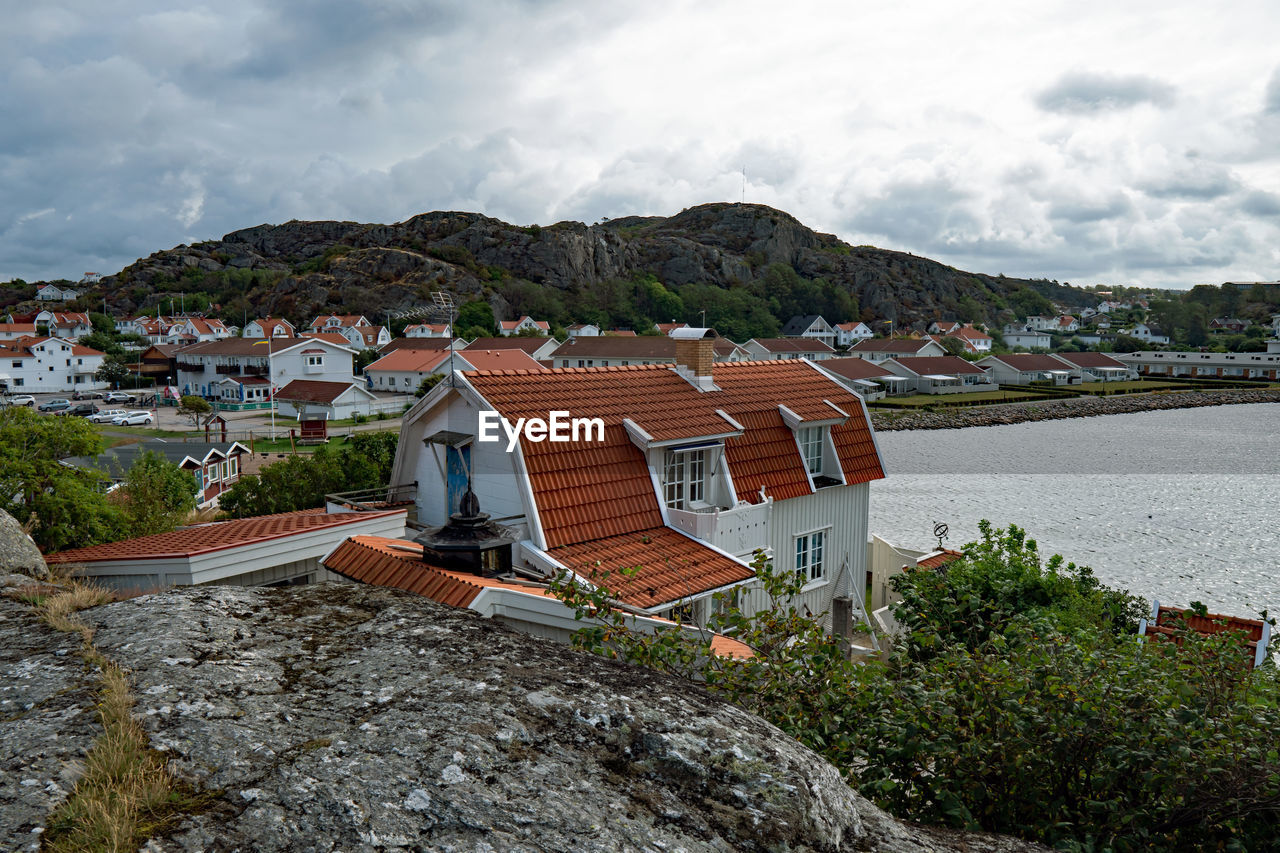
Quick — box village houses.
[0,336,107,393]
[780,315,837,348]
[386,329,886,627]
[174,336,359,405]
[833,321,874,347]
[498,316,551,336]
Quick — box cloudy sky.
[4,0,1279,288]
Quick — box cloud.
[1035,71,1176,114]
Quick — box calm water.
[869,403,1280,617]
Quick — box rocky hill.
[74,203,1093,335]
[0,506,1045,851]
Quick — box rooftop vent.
[414,487,514,577]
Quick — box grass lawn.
[872,390,1046,408]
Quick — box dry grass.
[28,580,209,852]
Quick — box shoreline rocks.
[870,388,1280,431]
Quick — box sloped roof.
[61,439,249,479]
[819,357,895,380]
[890,356,987,376]
[850,338,940,354]
[747,338,835,353]
[551,526,755,608]
[300,332,351,345]
[780,315,828,335]
[984,353,1076,371]
[378,337,454,354]
[457,349,547,372]
[1052,352,1127,370]
[275,379,371,404]
[44,510,404,563]
[70,344,106,357]
[366,348,452,373]
[179,337,337,356]
[464,337,551,353]
[324,535,752,657]
[463,360,884,547]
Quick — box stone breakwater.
[870,388,1280,431]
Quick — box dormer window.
[798,426,823,474]
[663,448,706,509]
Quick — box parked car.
[88,409,130,423]
[38,398,72,413]
[6,395,36,407]
[59,402,99,417]
[71,390,105,401]
[103,391,136,404]
[111,410,154,426]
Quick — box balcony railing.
[214,364,241,375]
[668,498,772,558]
[243,364,268,376]
[176,361,203,372]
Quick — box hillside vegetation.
[17,203,1097,338]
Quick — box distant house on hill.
[243,317,295,338]
[781,315,836,348]
[565,323,600,338]
[498,316,550,336]
[847,338,947,362]
[833,321,874,347]
[404,323,452,338]
[36,284,79,302]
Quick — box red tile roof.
[464,337,552,353]
[366,349,451,373]
[464,360,884,546]
[916,549,964,569]
[70,345,105,357]
[549,527,755,609]
[44,510,405,562]
[325,535,752,657]
[301,332,351,345]
[985,353,1077,372]
[457,349,547,372]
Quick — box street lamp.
[253,339,276,440]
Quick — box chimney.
[672,327,718,392]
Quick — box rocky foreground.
[870,387,1280,431]
[0,559,1046,852]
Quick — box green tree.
[177,395,212,427]
[415,374,445,397]
[80,331,123,356]
[456,299,496,336]
[118,451,197,536]
[89,312,115,334]
[95,355,133,388]
[0,407,124,551]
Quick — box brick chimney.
[672,327,718,392]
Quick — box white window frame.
[662,447,708,510]
[798,426,824,475]
[794,528,828,584]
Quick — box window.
[206,464,219,484]
[798,427,823,475]
[663,449,706,509]
[306,355,323,367]
[227,457,238,479]
[795,530,826,583]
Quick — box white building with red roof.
[975,353,1084,385]
[847,338,947,362]
[0,336,107,393]
[833,321,874,347]
[274,379,380,421]
[879,356,996,394]
[0,322,37,342]
[242,317,296,338]
[365,348,545,393]
[740,338,835,361]
[176,336,358,403]
[44,509,407,594]
[388,336,885,628]
[498,316,550,336]
[34,311,93,340]
[404,322,452,338]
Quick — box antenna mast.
[741,165,746,204]
[429,291,457,385]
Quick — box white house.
[175,336,358,404]
[404,323,452,338]
[1270,313,1280,336]
[463,336,561,362]
[389,338,886,630]
[274,379,382,421]
[1123,324,1170,345]
[35,311,92,340]
[308,314,371,333]
[44,509,408,594]
[740,338,835,361]
[242,317,296,338]
[1023,315,1057,331]
[1001,326,1053,349]
[339,325,392,350]
[163,317,232,345]
[847,338,947,362]
[1055,315,1080,334]
[565,323,600,338]
[0,336,106,393]
[975,353,1083,385]
[834,322,875,347]
[0,323,37,342]
[880,356,997,394]
[1051,352,1133,381]
[498,316,551,336]
[1119,350,1280,381]
[364,347,546,393]
[780,315,837,348]
[36,284,79,302]
[814,357,899,400]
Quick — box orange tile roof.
[457,349,547,372]
[366,348,451,373]
[301,332,351,345]
[44,509,404,562]
[325,536,752,657]
[916,549,964,569]
[70,344,105,356]
[464,360,884,547]
[275,379,364,404]
[820,357,894,380]
[549,527,754,609]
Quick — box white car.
[6,395,36,407]
[88,409,130,423]
[111,410,154,426]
